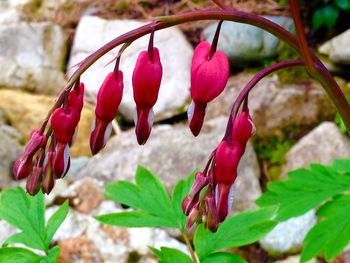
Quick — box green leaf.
[149,247,192,263]
[202,252,247,263]
[335,0,350,9]
[40,246,60,263]
[99,167,178,228]
[257,163,350,221]
[332,158,350,173]
[301,195,350,262]
[312,5,339,30]
[194,207,277,259]
[171,172,195,231]
[96,211,176,227]
[0,188,46,251]
[0,247,42,263]
[45,201,69,247]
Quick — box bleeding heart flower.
[42,149,55,194]
[51,108,78,144]
[132,47,162,145]
[214,140,241,222]
[13,129,46,180]
[188,41,229,136]
[90,71,123,154]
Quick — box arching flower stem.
[223,59,305,141]
[43,9,350,134]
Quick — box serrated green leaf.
[150,247,192,263]
[301,195,350,262]
[45,201,69,247]
[171,172,195,231]
[194,207,277,259]
[257,164,350,221]
[102,166,177,228]
[312,5,339,30]
[332,158,350,173]
[0,188,46,251]
[202,252,247,263]
[0,247,42,263]
[40,246,60,263]
[96,211,176,227]
[335,0,350,9]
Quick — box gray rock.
[0,220,17,245]
[48,202,188,262]
[208,74,348,138]
[204,16,294,63]
[0,121,22,188]
[0,9,23,24]
[260,210,317,254]
[68,16,193,122]
[0,22,66,94]
[77,117,261,213]
[319,29,350,65]
[282,122,350,178]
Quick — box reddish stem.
[223,60,305,140]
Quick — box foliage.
[257,158,350,261]
[0,188,68,262]
[308,0,350,30]
[97,167,277,262]
[254,136,295,181]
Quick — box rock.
[319,29,350,65]
[68,16,193,122]
[0,9,23,24]
[260,210,317,254]
[77,117,261,213]
[0,220,17,245]
[204,16,294,63]
[0,21,66,94]
[207,73,349,138]
[0,0,35,11]
[282,122,350,177]
[0,119,23,188]
[0,89,94,156]
[48,202,187,262]
[274,255,316,263]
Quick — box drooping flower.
[182,109,255,232]
[90,71,123,154]
[51,108,77,178]
[214,140,241,222]
[188,41,229,136]
[132,47,162,145]
[13,129,46,180]
[26,155,42,196]
[41,146,55,194]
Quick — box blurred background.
[0,0,349,262]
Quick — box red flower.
[214,140,241,222]
[90,71,123,154]
[132,47,162,145]
[188,41,229,136]
[13,129,46,180]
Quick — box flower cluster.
[12,22,251,233]
[182,109,255,232]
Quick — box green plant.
[310,0,350,30]
[335,97,350,134]
[96,167,277,262]
[0,188,68,262]
[257,158,350,261]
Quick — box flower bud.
[132,47,162,145]
[13,129,46,180]
[53,142,70,179]
[188,41,229,136]
[26,156,43,196]
[90,71,123,154]
[42,150,55,194]
[68,82,85,122]
[232,111,255,154]
[205,194,219,232]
